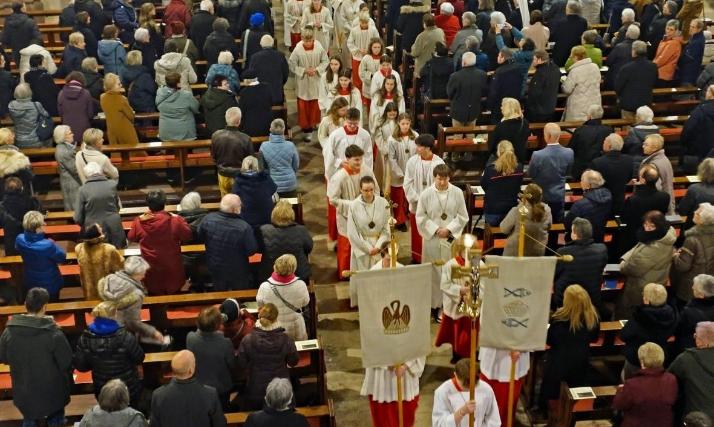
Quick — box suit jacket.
[446,66,487,123]
[615,57,658,112]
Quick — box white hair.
[462,51,477,67]
[636,105,654,123]
[605,133,624,151]
[621,8,635,21]
[53,125,71,144]
[697,202,714,225]
[225,107,242,126]
[440,2,454,14]
[218,50,234,65]
[200,0,214,12]
[124,256,150,276]
[581,169,605,188]
[626,24,640,39]
[587,104,604,119]
[265,378,293,411]
[180,191,202,211]
[260,34,274,48]
[134,27,150,43]
[83,161,103,178]
[490,11,506,25]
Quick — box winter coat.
[619,185,670,251]
[411,27,446,77]
[679,31,705,84]
[244,407,309,427]
[75,144,120,183]
[0,146,32,199]
[127,211,192,295]
[73,24,98,58]
[189,10,216,58]
[75,237,124,300]
[681,100,714,160]
[74,175,127,249]
[236,0,274,36]
[654,35,683,81]
[605,38,634,90]
[154,52,198,92]
[500,202,553,256]
[98,270,149,326]
[667,347,714,419]
[18,45,57,79]
[569,119,613,177]
[232,171,277,227]
[487,61,522,114]
[163,0,192,37]
[450,25,483,58]
[697,62,714,95]
[562,57,602,121]
[83,71,104,100]
[580,0,602,26]
[564,186,613,243]
[257,276,309,341]
[258,222,313,281]
[0,314,72,420]
[237,324,299,405]
[396,3,431,56]
[612,368,678,427]
[621,303,678,366]
[488,118,530,163]
[156,86,200,141]
[74,0,106,40]
[131,40,162,73]
[203,30,240,66]
[617,227,677,318]
[623,123,659,157]
[550,14,588,66]
[54,142,81,210]
[59,45,87,77]
[481,162,524,218]
[113,0,138,42]
[616,57,659,112]
[553,238,608,311]
[99,88,139,145]
[0,191,40,256]
[186,330,235,395]
[591,151,634,215]
[80,406,147,426]
[97,39,127,75]
[672,224,714,302]
[248,47,290,105]
[197,211,258,290]
[15,231,66,296]
[678,183,714,230]
[58,80,98,141]
[564,44,602,70]
[0,12,41,62]
[217,0,242,36]
[528,143,574,203]
[200,87,238,134]
[0,69,17,117]
[241,27,268,68]
[150,377,227,427]
[446,65,488,123]
[205,63,240,94]
[23,67,59,116]
[238,83,273,137]
[259,134,299,193]
[8,99,50,148]
[675,296,714,350]
[73,317,145,400]
[647,12,675,54]
[419,55,453,99]
[210,126,255,174]
[527,60,561,121]
[120,64,157,113]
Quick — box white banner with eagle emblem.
[355,263,433,368]
[479,256,557,351]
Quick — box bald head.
[544,123,561,144]
[171,350,195,379]
[220,194,242,214]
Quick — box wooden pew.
[555,383,618,427]
[225,401,335,426]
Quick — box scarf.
[270,272,297,283]
[636,226,668,244]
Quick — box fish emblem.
[504,288,532,298]
[502,318,528,328]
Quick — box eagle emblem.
[382,300,410,334]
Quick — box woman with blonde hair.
[371,102,399,189]
[0,128,33,197]
[562,45,603,121]
[259,201,314,283]
[257,254,310,341]
[482,140,524,226]
[75,223,124,300]
[100,73,139,146]
[317,97,349,148]
[488,98,530,163]
[499,183,552,255]
[539,284,600,412]
[386,113,418,229]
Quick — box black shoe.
[395,223,408,232]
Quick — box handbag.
[270,282,311,331]
[33,102,54,141]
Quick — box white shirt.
[432,378,501,427]
[478,347,530,382]
[323,126,374,179]
[360,357,425,402]
[403,154,445,212]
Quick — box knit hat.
[220,298,241,323]
[249,12,265,28]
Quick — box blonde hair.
[570,45,587,60]
[258,302,279,326]
[22,211,45,232]
[241,156,260,173]
[643,283,667,306]
[271,200,296,226]
[126,50,143,66]
[450,234,468,259]
[552,284,599,332]
[501,98,522,120]
[103,73,121,91]
[494,140,518,175]
[81,57,99,72]
[69,31,84,46]
[637,342,665,368]
[274,254,297,276]
[0,128,14,146]
[301,27,315,41]
[83,128,104,146]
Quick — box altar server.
[361,357,426,427]
[347,175,391,271]
[479,348,530,424]
[301,0,333,56]
[289,27,329,139]
[386,113,418,229]
[323,107,373,179]
[432,359,501,427]
[347,11,380,89]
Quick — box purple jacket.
[612,368,678,427]
[57,80,98,143]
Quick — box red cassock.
[336,234,351,280]
[127,211,192,295]
[368,396,420,427]
[389,186,408,226]
[352,58,363,90]
[328,201,338,241]
[479,373,524,423]
[435,316,473,358]
[297,99,321,129]
[409,213,422,262]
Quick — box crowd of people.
[0,0,712,425]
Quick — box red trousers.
[409,213,422,263]
[480,373,524,424]
[337,234,351,280]
[290,32,301,48]
[435,315,473,358]
[368,395,419,427]
[327,200,338,241]
[297,98,321,130]
[352,58,363,90]
[390,186,408,225]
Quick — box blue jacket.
[205,63,240,94]
[259,134,299,193]
[563,186,613,243]
[112,0,138,37]
[60,45,87,77]
[678,32,705,85]
[232,170,277,227]
[528,144,574,203]
[15,231,66,295]
[120,64,157,112]
[97,39,127,75]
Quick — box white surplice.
[360,357,425,402]
[322,126,374,179]
[317,115,344,149]
[369,94,406,132]
[327,166,379,236]
[403,154,445,212]
[326,87,363,117]
[359,54,381,100]
[347,25,380,61]
[478,348,530,382]
[288,40,329,101]
[317,72,339,112]
[432,379,501,427]
[300,6,333,56]
[369,69,404,99]
[284,0,304,46]
[347,195,390,272]
[386,134,418,187]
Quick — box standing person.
[668,321,714,420]
[641,133,675,214]
[432,358,500,427]
[155,40,198,92]
[488,98,529,163]
[81,58,104,100]
[362,354,426,427]
[549,1,588,66]
[237,70,274,137]
[101,73,140,146]
[562,45,602,121]
[16,212,67,301]
[289,28,329,141]
[0,177,40,258]
[74,162,127,249]
[317,98,349,149]
[1,2,42,65]
[318,56,343,114]
[241,13,269,68]
[369,79,404,134]
[500,183,553,256]
[190,0,216,58]
[60,32,88,77]
[616,41,658,121]
[127,190,192,295]
[681,87,714,168]
[256,254,310,340]
[231,156,278,228]
[653,20,683,86]
[150,350,227,427]
[411,14,447,78]
[347,176,391,272]
[619,165,671,253]
[479,347,530,424]
[210,107,255,196]
[284,0,305,49]
[78,379,148,427]
[563,170,613,243]
[323,108,374,179]
[22,54,60,118]
[98,25,127,76]
[204,51,240,93]
[58,72,98,145]
[0,128,33,196]
[198,194,258,290]
[528,123,574,222]
[358,39,385,107]
[672,203,714,305]
[591,133,634,216]
[0,287,72,427]
[259,200,313,283]
[75,224,124,300]
[260,119,300,197]
[248,35,290,105]
[200,75,238,135]
[568,105,613,178]
[678,18,705,85]
[113,0,139,43]
[121,51,157,113]
[386,114,419,230]
[163,0,192,37]
[156,72,200,141]
[481,140,524,226]
[675,274,714,351]
[526,50,562,123]
[203,18,240,65]
[446,52,488,126]
[8,84,52,149]
[75,128,120,183]
[328,69,364,118]
[347,12,380,91]
[677,158,714,230]
[300,0,333,57]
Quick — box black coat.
[236,0,274,36]
[488,117,530,163]
[241,27,268,68]
[0,12,42,63]
[620,185,670,251]
[200,87,239,134]
[189,10,216,58]
[0,191,41,256]
[82,71,104,100]
[73,318,145,402]
[73,24,98,58]
[59,45,87,77]
[678,183,714,228]
[23,68,60,116]
[675,296,714,351]
[258,223,313,281]
[0,69,17,117]
[487,61,522,113]
[550,14,588,66]
[647,12,674,56]
[59,5,76,43]
[238,83,273,137]
[248,48,289,105]
[245,408,309,427]
[217,0,242,37]
[553,239,608,311]
[569,119,613,178]
[150,377,227,427]
[605,38,633,90]
[591,151,635,215]
[203,30,240,66]
[527,61,561,121]
[74,0,106,40]
[396,3,431,57]
[232,170,277,226]
[621,304,678,366]
[130,40,161,74]
[481,29,515,71]
[420,55,453,99]
[446,66,488,123]
[681,100,714,160]
[615,57,658,112]
[120,64,157,113]
[481,162,524,217]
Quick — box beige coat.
[289,40,329,101]
[562,57,602,121]
[411,26,446,77]
[100,90,139,146]
[75,238,124,300]
[522,22,550,51]
[672,224,714,302]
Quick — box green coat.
[565,44,603,70]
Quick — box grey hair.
[241,155,260,172]
[260,34,274,48]
[270,118,286,135]
[666,19,680,31]
[180,191,202,211]
[581,169,605,188]
[693,274,714,297]
[621,8,635,21]
[124,256,150,276]
[22,211,45,232]
[695,321,714,346]
[697,202,714,224]
[683,412,714,427]
[605,133,624,151]
[636,105,654,123]
[465,35,480,49]
[490,11,506,25]
[225,107,242,126]
[53,125,71,144]
[462,51,477,67]
[14,83,32,100]
[98,379,130,412]
[218,50,234,65]
[83,161,103,178]
[697,158,714,184]
[462,11,476,26]
[134,27,150,43]
[264,378,293,411]
[82,57,99,72]
[566,0,581,14]
[626,24,641,40]
[571,217,593,240]
[587,104,603,119]
[632,40,648,57]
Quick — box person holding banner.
[432,358,501,427]
[416,163,469,318]
[370,241,404,270]
[404,134,445,263]
[347,175,391,271]
[478,348,530,423]
[360,357,426,427]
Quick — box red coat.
[127,211,192,295]
[612,368,678,427]
[435,14,461,48]
[163,0,192,37]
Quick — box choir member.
[372,102,399,189]
[284,0,305,49]
[369,54,404,99]
[347,175,390,271]
[432,359,501,427]
[326,68,362,117]
[317,97,349,149]
[323,107,373,179]
[361,357,426,427]
[318,55,343,113]
[386,113,418,230]
[369,75,406,130]
[359,38,385,106]
[333,0,360,65]
[347,11,380,90]
[288,27,329,140]
[479,348,530,424]
[301,0,333,58]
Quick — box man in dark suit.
[189,0,217,59]
[592,133,634,215]
[446,51,488,126]
[550,1,588,66]
[615,40,658,120]
[604,24,638,90]
[569,105,614,178]
[527,50,561,123]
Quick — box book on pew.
[124,248,141,256]
[472,134,487,144]
[666,215,684,224]
[687,175,701,183]
[471,186,485,196]
[620,320,628,327]
[569,387,596,400]
[604,264,620,273]
[296,339,320,351]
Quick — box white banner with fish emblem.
[356,264,433,368]
[479,256,557,351]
